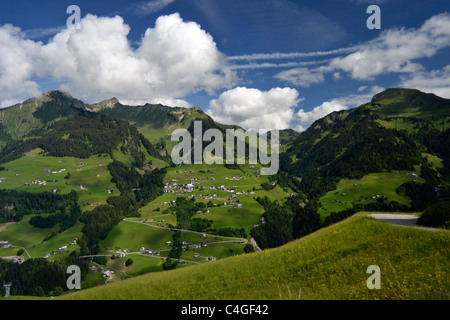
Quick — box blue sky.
[0,0,449,131]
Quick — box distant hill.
[1,88,449,300]
[369,88,450,119]
[278,88,450,204]
[91,100,217,142]
[0,91,86,145]
[0,91,165,166]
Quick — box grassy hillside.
[59,212,450,300]
[368,88,450,119]
[279,88,450,209]
[0,91,86,143]
[0,216,83,260]
[317,171,424,219]
[0,148,119,210]
[95,102,212,148]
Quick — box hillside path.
[250,238,262,251]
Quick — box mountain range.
[0,87,449,299]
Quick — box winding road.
[368,213,448,231]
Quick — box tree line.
[0,190,78,223]
[0,253,89,297]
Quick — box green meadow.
[0,216,58,256]
[422,153,444,170]
[59,212,450,300]
[100,220,175,252]
[96,217,248,276]
[0,153,279,282]
[0,215,82,260]
[318,171,423,219]
[138,162,289,233]
[0,148,119,210]
[100,219,245,255]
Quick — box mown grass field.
[0,148,119,210]
[0,215,83,260]
[318,171,423,219]
[99,219,246,260]
[139,162,289,231]
[0,216,58,253]
[0,155,281,282]
[58,212,450,300]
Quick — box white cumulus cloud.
[0,13,236,108]
[399,65,450,99]
[206,87,301,131]
[295,86,384,132]
[0,25,41,107]
[276,13,450,87]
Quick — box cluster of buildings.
[43,238,78,259]
[177,169,195,174]
[0,241,25,264]
[251,216,266,228]
[8,256,25,264]
[139,247,161,256]
[102,270,114,282]
[42,168,66,174]
[164,181,195,194]
[88,265,114,283]
[29,180,47,186]
[225,176,246,181]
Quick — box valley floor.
[58,212,450,300]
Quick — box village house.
[13,257,25,264]
[102,270,114,280]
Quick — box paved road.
[368,214,419,226]
[368,213,449,232]
[2,244,32,259]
